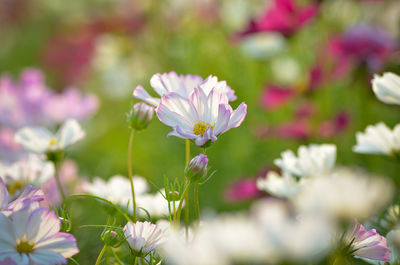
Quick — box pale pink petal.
[227,102,247,129]
[133,85,160,107]
[35,233,79,258]
[25,208,60,243]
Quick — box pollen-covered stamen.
[49,138,57,146]
[193,121,214,137]
[16,240,34,254]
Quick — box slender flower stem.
[111,248,124,265]
[176,182,191,226]
[95,245,107,265]
[193,183,200,223]
[184,139,191,232]
[134,257,138,265]
[53,161,67,205]
[128,130,137,222]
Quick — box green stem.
[176,182,191,226]
[53,161,67,205]
[184,139,190,232]
[95,245,107,265]
[134,257,138,265]
[193,184,200,224]
[111,248,124,265]
[128,130,137,222]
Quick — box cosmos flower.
[123,221,163,256]
[345,222,390,262]
[14,119,85,155]
[294,168,392,220]
[353,122,400,156]
[224,177,263,203]
[372,72,400,105]
[257,171,303,199]
[274,144,336,178]
[0,178,44,216]
[0,207,79,264]
[239,0,318,37]
[0,155,54,197]
[126,102,154,131]
[133,71,237,107]
[261,85,296,110]
[82,175,148,205]
[156,82,247,146]
[43,88,99,123]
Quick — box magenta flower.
[0,178,44,216]
[0,207,79,264]
[240,0,318,37]
[329,24,397,73]
[347,222,390,262]
[261,85,296,110]
[43,88,99,123]
[224,177,263,203]
[156,79,247,146]
[134,71,237,107]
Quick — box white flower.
[82,175,148,205]
[353,122,400,156]
[294,168,393,220]
[0,207,79,264]
[251,199,336,263]
[156,82,247,146]
[0,155,54,196]
[274,144,337,178]
[14,119,85,154]
[372,72,400,105]
[257,171,303,198]
[123,221,163,255]
[240,32,286,60]
[133,72,237,107]
[135,191,169,218]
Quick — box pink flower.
[318,112,350,138]
[347,222,390,262]
[224,177,264,203]
[329,24,397,73]
[240,0,318,37]
[256,120,312,140]
[261,85,296,110]
[43,88,99,123]
[156,77,246,146]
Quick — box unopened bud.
[167,190,180,201]
[101,229,123,248]
[127,103,154,131]
[185,154,208,182]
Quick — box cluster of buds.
[126,103,154,131]
[185,154,212,183]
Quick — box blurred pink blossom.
[224,177,264,203]
[261,85,296,110]
[329,24,397,74]
[43,88,99,123]
[239,0,318,37]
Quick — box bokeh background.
[1,0,400,262]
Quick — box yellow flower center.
[49,138,57,146]
[193,121,214,137]
[8,181,24,196]
[16,240,34,254]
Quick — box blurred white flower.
[0,155,54,196]
[82,175,148,205]
[252,199,336,263]
[240,32,286,60]
[294,168,393,220]
[14,119,85,154]
[372,72,400,105]
[353,122,400,156]
[274,144,336,178]
[386,230,400,264]
[135,191,170,219]
[123,221,164,255]
[257,171,303,198]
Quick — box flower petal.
[14,127,53,153]
[56,119,85,149]
[25,208,60,243]
[34,233,79,258]
[133,85,160,107]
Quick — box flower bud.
[101,229,123,248]
[126,103,154,131]
[167,190,180,201]
[185,154,208,182]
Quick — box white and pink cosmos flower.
[347,222,390,262]
[156,82,247,146]
[0,207,79,265]
[133,71,237,107]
